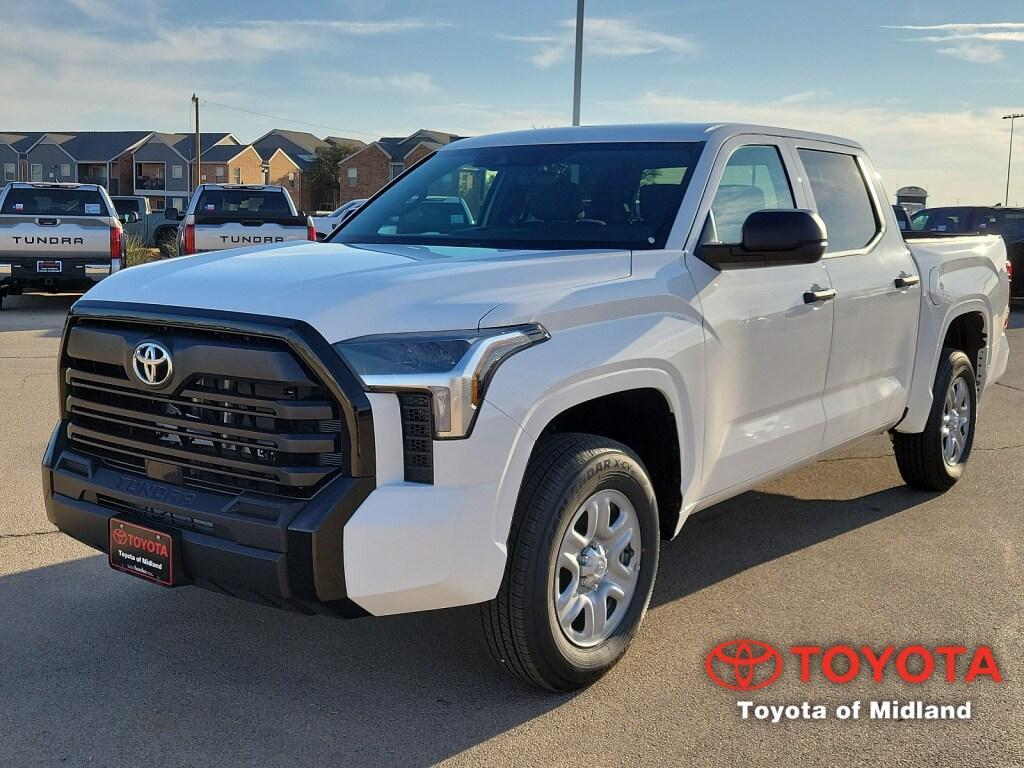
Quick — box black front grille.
[398,393,434,484]
[63,320,349,498]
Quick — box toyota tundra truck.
[42,124,1011,691]
[0,182,124,308]
[173,184,315,255]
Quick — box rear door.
[687,138,834,498]
[793,143,920,449]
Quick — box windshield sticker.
[84,203,101,214]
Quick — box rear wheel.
[480,433,660,691]
[894,348,977,491]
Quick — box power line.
[199,98,378,139]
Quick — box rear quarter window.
[1,188,109,216]
[798,149,880,253]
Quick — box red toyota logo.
[112,527,128,546]
[706,640,783,691]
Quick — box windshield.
[1,187,109,216]
[195,189,291,216]
[331,141,705,251]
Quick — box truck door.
[686,140,834,498]
[793,144,920,450]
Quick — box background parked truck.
[174,184,314,255]
[0,182,125,308]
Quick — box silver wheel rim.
[941,375,971,466]
[553,489,642,648]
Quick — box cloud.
[885,21,1024,62]
[319,71,439,94]
[937,42,1004,64]
[504,17,698,69]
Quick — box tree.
[308,143,357,210]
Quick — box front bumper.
[43,424,374,616]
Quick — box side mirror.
[121,211,140,224]
[164,208,181,221]
[698,209,828,269]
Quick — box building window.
[234,168,240,184]
[347,167,358,187]
[389,162,404,180]
[60,163,71,177]
[2,163,13,181]
[172,164,183,179]
[215,166,225,179]
[30,164,42,182]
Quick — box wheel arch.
[896,299,992,434]
[504,368,700,541]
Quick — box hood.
[83,241,631,342]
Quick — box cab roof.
[444,123,863,151]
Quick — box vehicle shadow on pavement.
[0,483,934,767]
[0,293,76,335]
[651,484,934,609]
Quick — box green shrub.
[122,235,153,268]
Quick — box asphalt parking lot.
[0,293,1021,768]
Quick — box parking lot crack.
[0,530,60,541]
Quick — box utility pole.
[1003,113,1023,206]
[572,0,584,126]
[192,93,201,193]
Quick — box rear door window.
[798,149,880,253]
[1,187,108,216]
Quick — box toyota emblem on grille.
[132,341,173,387]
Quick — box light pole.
[572,0,584,126]
[1003,113,1023,206]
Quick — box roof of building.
[374,129,462,160]
[61,131,152,161]
[200,143,252,162]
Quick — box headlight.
[334,324,549,438]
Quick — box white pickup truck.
[0,182,125,307]
[43,124,1010,691]
[174,184,315,255]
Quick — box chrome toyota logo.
[132,341,173,387]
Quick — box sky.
[2,0,1024,206]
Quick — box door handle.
[894,273,920,289]
[803,288,836,304]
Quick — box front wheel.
[480,433,660,691]
[893,348,977,491]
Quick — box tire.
[894,348,977,491]
[480,433,660,691]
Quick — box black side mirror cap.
[698,209,828,269]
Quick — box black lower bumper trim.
[43,427,372,619]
